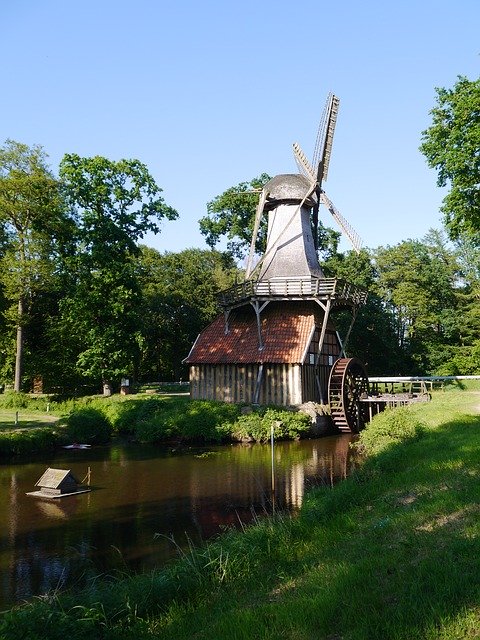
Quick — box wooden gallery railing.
[217,277,368,309]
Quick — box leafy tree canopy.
[58,154,178,392]
[420,76,480,240]
[321,248,376,289]
[136,247,238,380]
[59,154,178,261]
[199,174,271,259]
[0,140,69,390]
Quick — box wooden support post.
[315,374,325,404]
[339,306,358,357]
[223,308,231,335]
[313,298,332,405]
[253,364,264,404]
[250,300,269,351]
[315,298,332,366]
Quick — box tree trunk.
[14,298,24,393]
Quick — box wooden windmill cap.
[264,174,317,210]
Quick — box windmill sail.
[313,93,340,185]
[245,188,269,279]
[320,191,362,254]
[291,93,362,254]
[293,142,316,182]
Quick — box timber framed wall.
[189,363,303,406]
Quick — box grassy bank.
[0,392,312,457]
[1,381,479,639]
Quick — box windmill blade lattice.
[293,142,316,182]
[313,93,340,184]
[320,191,363,254]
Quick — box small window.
[328,355,334,366]
[309,353,315,365]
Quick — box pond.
[0,435,357,610]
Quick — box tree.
[199,174,271,259]
[0,140,67,391]
[321,248,407,374]
[420,76,480,240]
[136,247,238,381]
[59,154,178,395]
[436,232,480,375]
[374,233,462,374]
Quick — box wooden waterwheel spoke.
[328,357,369,433]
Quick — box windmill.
[186,93,370,433]
[245,93,361,280]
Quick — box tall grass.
[2,382,480,639]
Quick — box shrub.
[174,400,241,443]
[133,419,174,442]
[355,407,426,456]
[62,408,112,444]
[231,407,311,443]
[0,391,31,409]
[131,399,241,444]
[0,427,59,457]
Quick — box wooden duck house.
[27,468,91,498]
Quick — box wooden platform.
[217,276,367,311]
[360,392,431,422]
[26,488,91,499]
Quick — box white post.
[271,423,275,495]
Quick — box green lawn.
[0,410,59,431]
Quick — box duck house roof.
[35,468,79,489]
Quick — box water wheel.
[328,357,369,433]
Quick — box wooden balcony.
[217,277,368,310]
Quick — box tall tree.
[199,174,271,259]
[420,76,480,240]
[374,233,461,373]
[59,154,177,395]
[0,140,66,391]
[321,248,407,374]
[437,232,480,375]
[136,247,238,381]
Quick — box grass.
[1,381,479,639]
[0,410,58,430]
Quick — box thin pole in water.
[271,423,275,499]
[82,467,91,486]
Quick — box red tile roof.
[185,303,320,364]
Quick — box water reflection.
[0,435,356,609]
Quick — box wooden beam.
[250,300,269,351]
[253,364,264,404]
[339,307,357,357]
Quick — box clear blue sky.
[2,0,479,258]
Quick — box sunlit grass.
[0,410,58,430]
[1,382,480,639]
